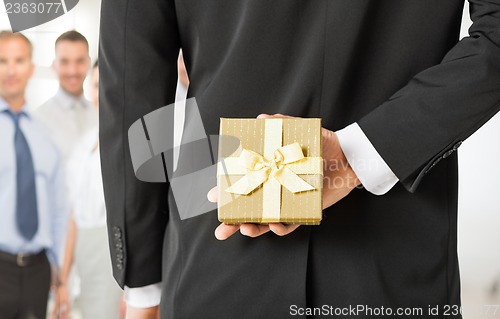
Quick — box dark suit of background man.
[99,0,500,318]
[0,31,69,319]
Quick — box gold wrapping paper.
[217,118,323,225]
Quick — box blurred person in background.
[35,30,97,161]
[35,30,97,317]
[53,61,124,319]
[0,30,69,319]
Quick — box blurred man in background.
[34,31,96,317]
[0,30,69,319]
[35,30,97,161]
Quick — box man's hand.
[126,305,159,319]
[209,113,361,240]
[51,283,70,319]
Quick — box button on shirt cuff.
[124,282,162,308]
[336,123,399,195]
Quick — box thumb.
[257,113,272,118]
[257,113,298,119]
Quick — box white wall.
[457,2,500,310]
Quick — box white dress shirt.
[67,128,107,229]
[336,123,399,195]
[34,87,98,161]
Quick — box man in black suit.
[99,1,500,318]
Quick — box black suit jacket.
[99,0,500,318]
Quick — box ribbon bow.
[225,142,316,195]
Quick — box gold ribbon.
[225,142,316,194]
[219,119,322,222]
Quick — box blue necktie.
[6,110,39,240]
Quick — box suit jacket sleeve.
[357,0,500,192]
[99,0,180,288]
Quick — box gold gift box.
[217,118,323,225]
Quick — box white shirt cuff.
[124,282,162,308]
[336,123,399,195]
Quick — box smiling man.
[35,30,97,161]
[0,30,69,319]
